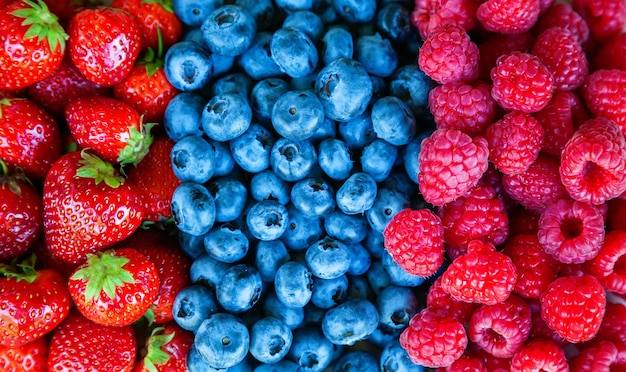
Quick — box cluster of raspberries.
[383,0,626,369]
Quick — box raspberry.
[572,0,626,41]
[528,300,568,345]
[537,198,605,264]
[570,340,621,371]
[473,346,512,371]
[484,111,544,175]
[593,301,626,361]
[559,117,626,204]
[502,234,560,299]
[540,274,606,343]
[468,294,531,358]
[417,128,489,206]
[427,276,478,324]
[399,307,468,368]
[532,91,589,157]
[534,2,591,45]
[428,80,496,136]
[438,184,509,249]
[491,52,554,113]
[591,33,626,71]
[476,164,516,213]
[411,0,480,39]
[581,69,626,134]
[532,27,589,91]
[477,0,541,35]
[440,240,518,305]
[510,338,569,372]
[445,352,487,372]
[418,24,480,84]
[586,230,626,293]
[538,0,555,13]
[607,197,626,232]
[508,206,540,236]
[502,154,569,212]
[478,33,534,82]
[382,208,445,277]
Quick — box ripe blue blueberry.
[201,93,252,142]
[364,229,386,259]
[237,32,283,80]
[376,2,412,44]
[249,169,291,205]
[321,298,379,345]
[255,360,304,371]
[207,177,248,222]
[271,90,325,141]
[355,33,398,77]
[206,139,236,177]
[233,0,275,31]
[334,350,379,372]
[337,109,377,150]
[189,254,229,289]
[389,64,435,117]
[308,117,337,143]
[254,239,290,282]
[164,41,213,91]
[282,10,324,42]
[250,78,292,125]
[382,251,425,287]
[204,223,249,263]
[360,139,398,182]
[346,243,371,276]
[173,0,224,27]
[310,275,348,309]
[380,341,425,372]
[377,285,419,331]
[172,284,219,332]
[249,317,293,364]
[366,187,411,233]
[186,345,224,372]
[216,264,263,313]
[171,182,216,236]
[274,261,313,308]
[270,138,317,182]
[371,96,416,146]
[178,231,206,259]
[262,291,305,330]
[201,5,257,57]
[367,260,392,295]
[335,172,378,215]
[403,131,432,185]
[246,199,289,241]
[316,138,353,181]
[288,327,334,372]
[210,72,254,98]
[305,236,351,279]
[230,123,275,174]
[323,210,368,244]
[170,135,216,183]
[280,203,324,251]
[290,178,335,218]
[195,313,250,369]
[332,0,377,24]
[164,92,205,141]
[346,275,373,301]
[321,27,353,65]
[270,27,319,78]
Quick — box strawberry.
[67,6,141,86]
[126,136,182,222]
[0,98,62,180]
[65,96,154,166]
[0,335,48,372]
[42,150,145,264]
[0,255,72,348]
[47,310,137,371]
[68,247,160,327]
[0,0,68,90]
[0,164,43,261]
[135,322,194,372]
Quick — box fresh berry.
[418,128,489,206]
[509,338,568,372]
[508,206,541,236]
[586,230,626,293]
[581,69,626,134]
[426,276,479,324]
[473,346,513,371]
[559,117,626,204]
[478,32,534,82]
[418,24,480,84]
[410,0,480,39]
[477,0,541,35]
[540,274,606,343]
[0,335,48,372]
[135,322,194,372]
[441,240,518,305]
[572,0,626,41]
[490,51,554,113]
[591,32,626,71]
[534,2,590,44]
[382,208,445,277]
[570,340,621,371]
[445,352,488,372]
[593,300,626,360]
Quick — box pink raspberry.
[477,0,541,35]
[607,197,626,232]
[581,69,626,134]
[532,27,589,91]
[473,346,512,371]
[559,117,626,204]
[484,111,544,175]
[426,276,478,324]
[540,274,606,343]
[399,307,468,368]
[418,24,480,84]
[508,206,540,236]
[382,208,445,277]
[476,164,516,212]
[534,2,591,45]
[585,230,626,294]
[502,234,560,299]
[537,198,605,264]
[502,154,569,212]
[570,340,621,371]
[428,80,496,136]
[510,338,569,372]
[411,0,480,39]
[440,240,518,305]
[438,184,509,249]
[417,128,489,206]
[445,352,488,372]
[478,32,534,81]
[572,0,626,41]
[468,294,531,358]
[528,300,568,345]
[491,52,554,113]
[591,33,626,71]
[538,0,555,13]
[593,301,626,362]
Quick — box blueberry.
[237,32,283,80]
[370,74,389,105]
[274,0,314,13]
[282,10,324,42]
[403,131,432,185]
[170,135,216,183]
[211,53,237,77]
[280,203,325,251]
[323,210,368,244]
[321,299,379,345]
[246,199,289,241]
[332,0,377,23]
[382,170,419,197]
[171,182,216,236]
[316,138,353,181]
[290,178,335,218]
[346,274,373,300]
[288,327,334,371]
[376,2,412,44]
[335,172,378,215]
[250,169,292,205]
[230,123,275,173]
[249,317,293,364]
[367,260,392,295]
[186,345,224,372]
[178,231,207,259]
[250,78,292,125]
[204,223,249,263]
[210,72,255,98]
[207,177,248,222]
[380,341,425,372]
[371,96,416,146]
[303,303,327,325]
[389,64,435,117]
[336,109,377,151]
[307,117,337,143]
[216,264,263,313]
[271,90,325,141]
[334,350,378,372]
[201,5,257,57]
[369,326,403,350]
[174,0,225,27]
[270,138,317,182]
[254,360,304,372]
[233,0,276,31]
[363,229,386,259]
[355,33,398,77]
[164,41,213,91]
[315,58,372,122]
[207,139,236,177]
[254,239,291,282]
[360,139,398,182]
[377,285,419,331]
[321,27,353,65]
[310,275,348,309]
[202,93,252,142]
[262,291,305,330]
[172,284,219,332]
[346,243,371,276]
[366,187,411,233]
[270,27,319,78]
[305,237,351,279]
[274,261,313,308]
[164,92,205,141]
[382,251,425,287]
[195,313,250,369]
[189,253,229,289]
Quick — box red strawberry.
[47,310,137,371]
[135,323,194,372]
[0,255,72,348]
[67,6,141,86]
[42,150,144,264]
[0,164,43,261]
[0,0,68,90]
[42,0,84,24]
[0,334,48,372]
[68,247,160,327]
[65,96,154,166]
[0,98,62,180]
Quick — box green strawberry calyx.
[70,250,136,302]
[0,160,33,197]
[118,121,156,167]
[139,28,165,78]
[143,326,175,372]
[143,0,174,14]
[11,0,69,53]
[0,98,11,119]
[75,150,125,188]
[0,254,38,283]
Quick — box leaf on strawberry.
[11,0,68,53]
[70,251,136,302]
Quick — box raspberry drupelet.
[534,2,591,45]
[411,0,480,39]
[572,0,626,41]
[585,230,626,294]
[581,69,626,134]
[478,32,535,82]
[510,338,569,372]
[476,0,541,35]
[569,340,621,371]
[426,277,479,324]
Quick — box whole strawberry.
[68,247,160,326]
[65,96,154,166]
[67,6,141,86]
[0,255,71,348]
[0,335,48,372]
[0,0,68,90]
[43,150,144,264]
[135,323,194,372]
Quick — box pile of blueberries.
[165,0,436,370]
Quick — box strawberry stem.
[143,327,175,372]
[117,121,155,167]
[75,150,125,188]
[11,0,69,53]
[142,0,174,14]
[70,250,136,302]
[0,254,38,283]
